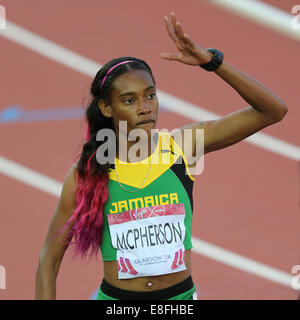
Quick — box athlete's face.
[100,70,158,138]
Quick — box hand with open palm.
[161,12,213,66]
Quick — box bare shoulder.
[63,162,78,188]
[59,163,78,210]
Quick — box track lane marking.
[205,0,300,42]
[0,156,62,197]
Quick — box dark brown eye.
[124,99,135,105]
[147,93,156,99]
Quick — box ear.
[98,100,112,118]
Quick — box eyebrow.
[119,86,155,98]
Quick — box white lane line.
[246,132,300,160]
[1,20,300,161]
[192,237,296,289]
[206,0,300,42]
[0,155,297,291]
[0,156,62,197]
[0,21,98,77]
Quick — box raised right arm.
[35,164,78,300]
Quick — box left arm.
[215,61,287,121]
[183,60,287,156]
[161,13,288,159]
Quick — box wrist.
[200,51,213,64]
[200,48,224,72]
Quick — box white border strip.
[0,155,296,290]
[1,20,300,160]
[206,0,300,42]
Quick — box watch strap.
[200,48,224,72]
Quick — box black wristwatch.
[200,48,224,72]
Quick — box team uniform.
[97,131,197,300]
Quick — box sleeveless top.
[100,131,194,261]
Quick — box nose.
[137,99,152,115]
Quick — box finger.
[169,13,186,43]
[160,52,181,61]
[182,33,195,47]
[170,12,182,39]
[164,16,178,43]
[171,12,185,41]
[170,12,177,27]
[164,16,185,52]
[174,21,186,41]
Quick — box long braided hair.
[62,57,155,258]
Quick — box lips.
[137,119,155,125]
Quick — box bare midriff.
[102,249,192,291]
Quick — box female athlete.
[35,12,287,300]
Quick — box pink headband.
[100,60,135,89]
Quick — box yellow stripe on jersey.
[109,132,191,189]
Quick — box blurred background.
[0,0,299,299]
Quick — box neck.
[116,131,158,163]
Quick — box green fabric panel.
[100,168,193,261]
